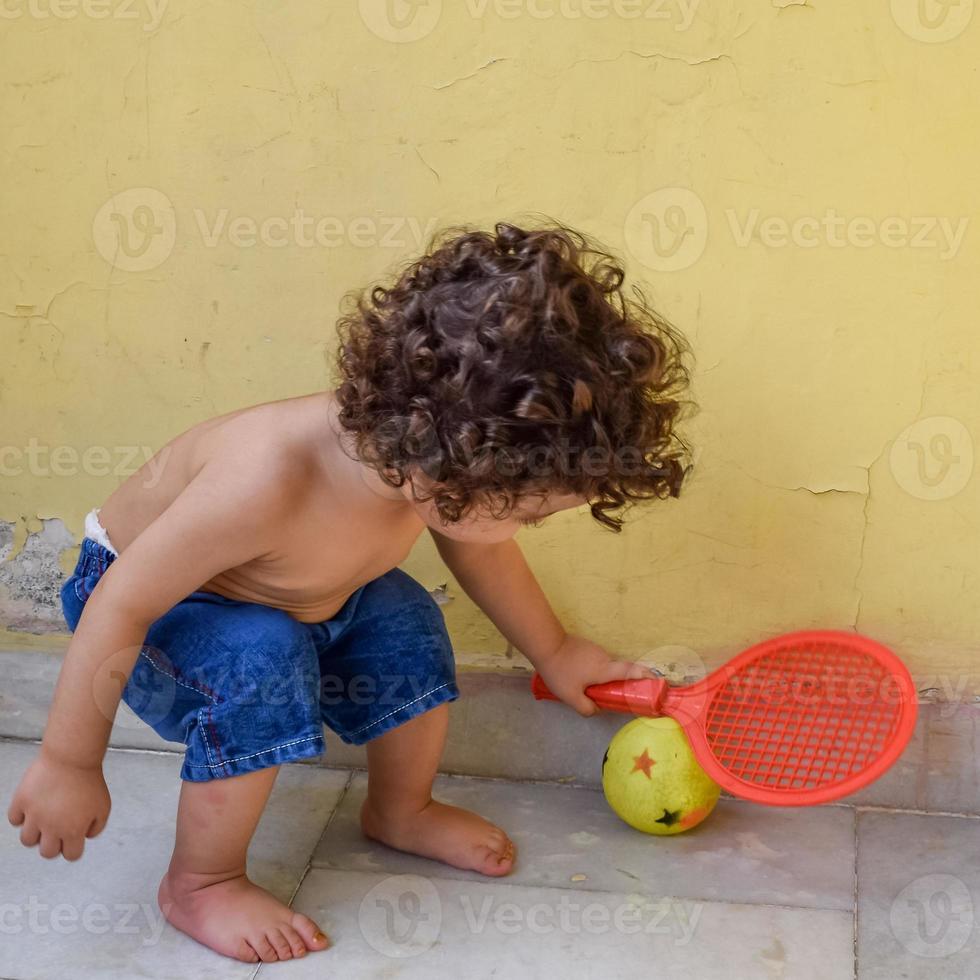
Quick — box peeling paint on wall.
[0,520,74,635]
[428,584,454,607]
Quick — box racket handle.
[531,673,668,716]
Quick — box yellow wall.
[2,0,978,694]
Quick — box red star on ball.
[631,748,656,778]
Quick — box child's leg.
[158,766,330,964]
[360,703,516,876]
[120,596,335,962]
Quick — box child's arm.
[7,454,298,861]
[430,532,654,715]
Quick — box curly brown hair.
[334,220,695,531]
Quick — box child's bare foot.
[158,866,330,963]
[360,798,516,876]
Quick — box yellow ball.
[601,717,721,835]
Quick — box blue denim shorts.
[61,537,459,782]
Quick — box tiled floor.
[0,739,977,979]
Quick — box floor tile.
[0,650,181,754]
[313,772,856,910]
[857,810,980,979]
[846,703,980,815]
[0,742,349,980]
[265,868,855,979]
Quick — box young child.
[7,222,692,964]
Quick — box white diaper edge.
[84,508,118,556]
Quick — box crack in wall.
[433,58,509,91]
[414,146,441,183]
[565,49,738,70]
[725,458,870,496]
[431,49,741,95]
[852,479,872,632]
[722,439,893,633]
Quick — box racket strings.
[704,643,905,792]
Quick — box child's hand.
[7,749,111,861]
[535,634,658,717]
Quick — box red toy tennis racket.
[531,630,917,806]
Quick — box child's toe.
[476,842,516,877]
[268,928,294,960]
[250,935,280,963]
[236,940,259,963]
[291,911,331,951]
[281,923,308,958]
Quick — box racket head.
[673,630,918,806]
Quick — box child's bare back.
[99,391,424,623]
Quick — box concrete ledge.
[1,649,977,813]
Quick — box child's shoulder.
[190,391,333,486]
[134,392,334,515]
[103,392,341,555]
